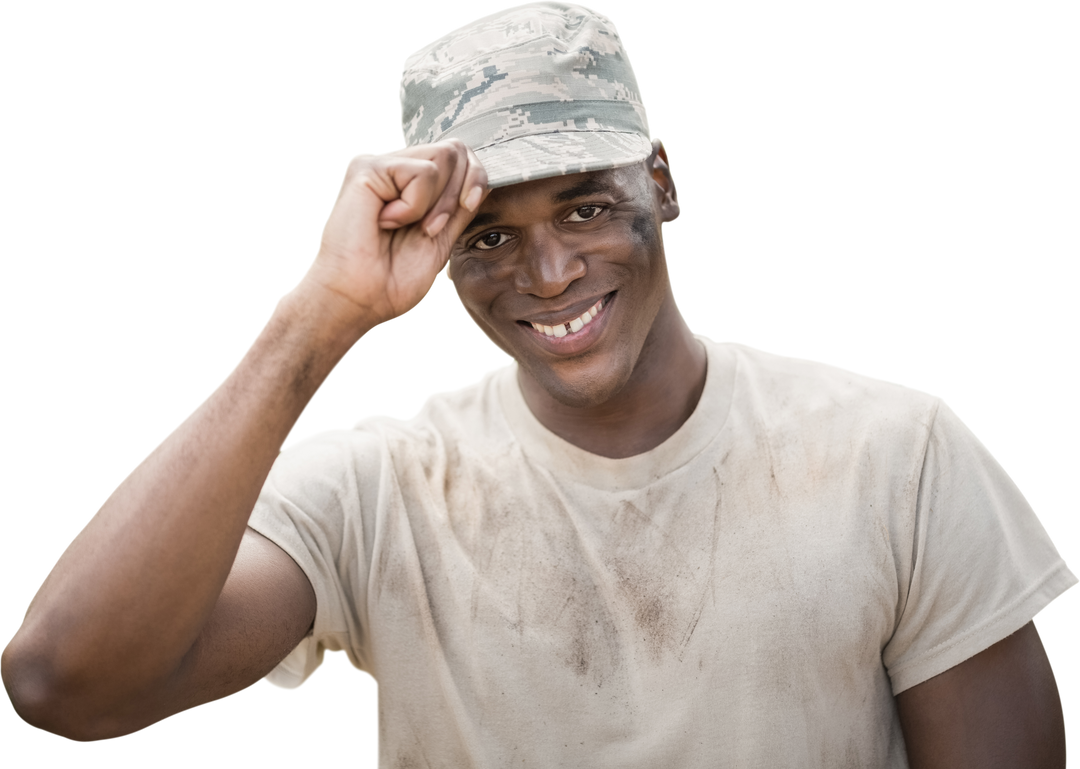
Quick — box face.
[449,157,679,409]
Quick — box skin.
[449,143,704,457]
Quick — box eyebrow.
[551,177,618,203]
[461,211,500,237]
[459,175,619,237]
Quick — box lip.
[517,291,616,355]
[522,292,611,327]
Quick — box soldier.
[4,3,1074,766]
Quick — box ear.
[647,139,679,223]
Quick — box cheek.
[629,206,664,261]
[617,225,669,325]
[629,212,661,250]
[452,264,506,322]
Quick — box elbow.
[9,696,145,743]
[3,636,72,737]
[3,633,132,741]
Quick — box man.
[3,3,1074,766]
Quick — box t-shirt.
[249,340,1075,768]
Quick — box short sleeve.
[248,430,378,687]
[883,402,1076,693]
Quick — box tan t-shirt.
[250,340,1074,768]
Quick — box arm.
[897,621,1065,768]
[2,277,356,741]
[1,141,487,740]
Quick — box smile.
[528,295,607,338]
[520,293,622,356]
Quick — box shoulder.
[294,364,512,450]
[371,363,518,459]
[262,365,519,508]
[713,340,941,438]
[717,340,935,408]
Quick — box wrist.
[273,279,377,361]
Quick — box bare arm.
[897,621,1066,768]
[3,297,336,741]
[1,141,487,740]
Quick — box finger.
[375,158,444,229]
[458,145,489,213]
[418,141,469,237]
[443,147,492,243]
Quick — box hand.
[303,139,488,331]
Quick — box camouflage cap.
[401,2,651,188]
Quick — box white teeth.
[529,295,607,339]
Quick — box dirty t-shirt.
[249,340,1075,768]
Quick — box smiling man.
[3,3,1074,767]
[451,162,701,455]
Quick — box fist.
[305,139,489,329]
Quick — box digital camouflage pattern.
[400,2,652,188]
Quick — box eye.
[467,206,603,251]
[473,231,512,251]
[565,205,605,223]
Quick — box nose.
[514,230,586,298]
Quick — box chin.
[520,351,635,410]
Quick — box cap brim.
[475,131,653,189]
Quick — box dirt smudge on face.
[629,210,659,248]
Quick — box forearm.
[3,280,370,731]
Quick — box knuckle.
[434,141,460,163]
[418,159,440,178]
[408,158,434,178]
[352,152,378,166]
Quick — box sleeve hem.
[888,561,1077,695]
